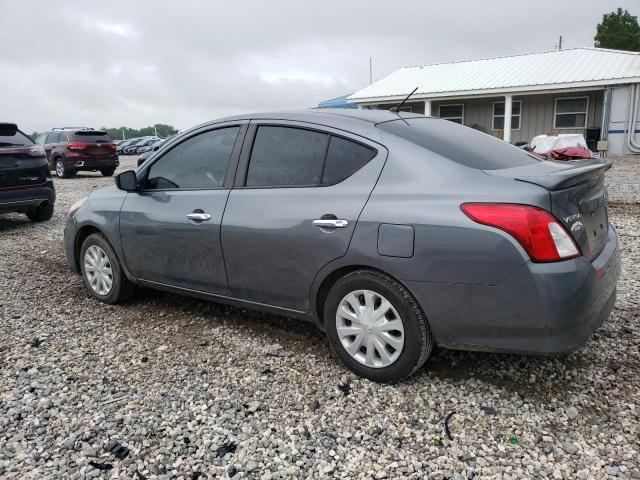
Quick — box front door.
[222,122,386,311]
[119,124,244,295]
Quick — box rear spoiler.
[514,159,612,191]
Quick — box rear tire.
[324,270,433,383]
[101,168,116,177]
[55,158,70,178]
[26,203,54,222]
[80,233,134,304]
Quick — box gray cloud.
[1,0,636,133]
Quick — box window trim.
[492,100,522,131]
[236,122,379,189]
[138,123,247,192]
[438,104,464,124]
[553,96,589,129]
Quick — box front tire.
[80,233,134,304]
[101,168,116,177]
[324,270,433,383]
[26,202,54,222]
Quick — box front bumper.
[406,224,621,355]
[0,182,56,214]
[64,214,80,273]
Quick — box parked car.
[122,137,159,155]
[0,123,55,221]
[34,128,119,178]
[134,138,163,155]
[64,109,620,382]
[136,139,167,166]
[116,138,139,155]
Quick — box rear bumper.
[65,155,119,171]
[0,181,56,214]
[406,224,620,355]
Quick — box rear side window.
[322,136,376,184]
[246,126,377,187]
[46,132,60,144]
[378,117,539,170]
[0,130,33,146]
[246,126,329,187]
[145,127,239,190]
[74,131,112,143]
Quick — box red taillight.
[67,142,89,152]
[460,203,581,262]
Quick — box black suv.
[0,123,55,221]
[34,128,119,178]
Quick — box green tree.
[101,124,179,140]
[594,8,640,52]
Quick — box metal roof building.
[348,48,640,155]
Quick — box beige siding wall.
[370,90,604,144]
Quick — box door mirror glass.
[116,170,137,192]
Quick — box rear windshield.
[0,130,34,147]
[377,117,539,170]
[73,131,112,143]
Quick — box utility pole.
[369,57,373,85]
[558,35,563,50]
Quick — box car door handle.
[186,212,211,221]
[313,219,348,228]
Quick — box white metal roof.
[348,48,640,102]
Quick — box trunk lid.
[485,158,612,261]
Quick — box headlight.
[68,197,88,216]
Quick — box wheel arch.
[313,264,415,329]
[74,225,103,269]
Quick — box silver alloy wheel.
[84,245,113,296]
[55,160,64,177]
[336,289,405,368]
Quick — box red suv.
[34,128,119,178]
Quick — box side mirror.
[153,145,160,151]
[116,170,138,192]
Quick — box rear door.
[119,123,246,294]
[221,121,386,311]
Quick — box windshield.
[377,117,540,170]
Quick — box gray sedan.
[64,109,620,382]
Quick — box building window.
[554,97,588,129]
[493,101,521,130]
[438,104,464,124]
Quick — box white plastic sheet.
[530,134,587,154]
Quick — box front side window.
[493,101,521,130]
[554,97,588,128]
[438,104,464,124]
[145,127,239,190]
[246,126,329,187]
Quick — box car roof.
[207,108,424,131]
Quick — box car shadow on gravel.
[120,285,601,403]
[0,215,33,232]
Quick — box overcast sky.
[1,1,638,134]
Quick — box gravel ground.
[1,156,639,479]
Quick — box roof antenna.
[390,87,418,112]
